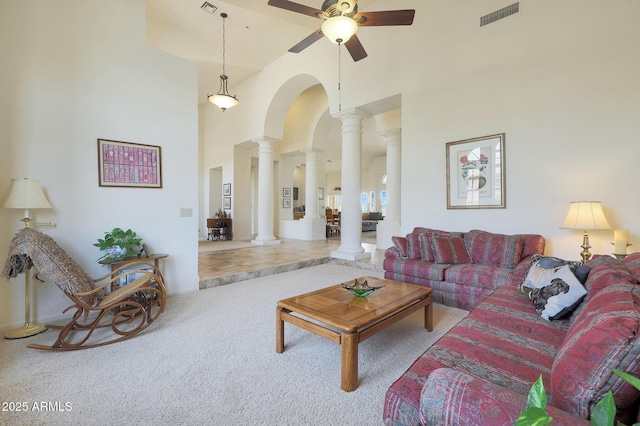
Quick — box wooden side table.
[100,254,168,291]
[101,253,168,271]
[207,218,232,240]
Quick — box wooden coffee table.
[276,276,433,392]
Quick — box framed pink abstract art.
[97,139,162,188]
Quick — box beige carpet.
[198,239,255,253]
[0,264,467,425]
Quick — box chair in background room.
[325,209,340,237]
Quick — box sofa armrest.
[420,368,589,426]
[384,246,401,260]
[512,255,536,279]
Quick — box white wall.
[400,0,640,259]
[203,0,640,261]
[0,0,199,329]
[365,155,386,212]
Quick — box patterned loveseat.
[384,228,545,310]
[383,253,640,425]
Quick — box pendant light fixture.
[208,12,239,111]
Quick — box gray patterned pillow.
[529,265,587,320]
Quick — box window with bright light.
[327,195,342,211]
[380,190,387,216]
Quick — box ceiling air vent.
[201,2,217,14]
[481,2,519,27]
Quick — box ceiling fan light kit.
[321,16,358,44]
[207,12,239,111]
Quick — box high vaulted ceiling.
[147,0,378,104]
[147,0,393,175]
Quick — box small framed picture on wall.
[223,197,231,210]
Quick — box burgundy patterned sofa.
[384,228,545,310]
[383,253,640,425]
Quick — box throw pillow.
[418,233,436,262]
[391,236,408,258]
[529,265,587,320]
[582,256,632,299]
[623,252,640,283]
[464,230,524,268]
[430,235,471,265]
[518,254,590,294]
[406,233,421,260]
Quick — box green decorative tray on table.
[342,278,384,298]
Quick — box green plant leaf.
[591,391,616,426]
[515,407,553,426]
[528,375,547,409]
[94,227,143,262]
[613,368,640,392]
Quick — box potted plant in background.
[93,228,143,263]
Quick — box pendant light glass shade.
[322,16,358,44]
[207,12,238,111]
[208,75,239,111]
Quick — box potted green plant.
[93,228,143,263]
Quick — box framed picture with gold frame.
[446,133,505,209]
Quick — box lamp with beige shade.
[1,178,55,338]
[561,201,612,265]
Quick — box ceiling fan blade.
[345,35,368,62]
[289,29,324,53]
[355,10,415,26]
[267,0,323,18]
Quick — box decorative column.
[377,128,401,247]
[251,137,280,246]
[301,147,326,240]
[332,108,371,261]
[302,148,322,220]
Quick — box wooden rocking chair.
[1,228,166,351]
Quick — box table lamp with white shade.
[1,178,55,339]
[560,201,612,265]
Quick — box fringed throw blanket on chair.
[1,228,166,350]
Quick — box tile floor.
[198,233,384,289]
